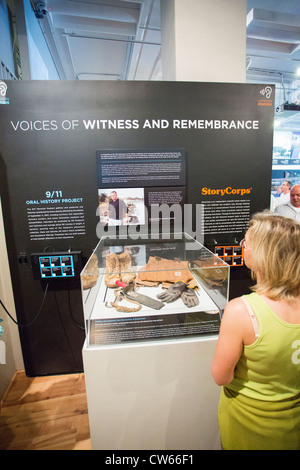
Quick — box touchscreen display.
[31,251,82,280]
[39,255,75,278]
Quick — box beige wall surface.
[0,198,23,399]
[161,0,246,82]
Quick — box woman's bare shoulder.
[223,297,248,317]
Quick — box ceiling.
[246,0,300,131]
[32,0,162,81]
[32,0,300,129]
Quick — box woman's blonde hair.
[247,211,300,300]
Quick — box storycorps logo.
[258,86,273,107]
[202,186,252,196]
[0,81,9,104]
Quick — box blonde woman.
[211,211,300,450]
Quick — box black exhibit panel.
[0,81,274,376]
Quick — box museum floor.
[0,371,91,450]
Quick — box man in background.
[277,180,292,205]
[275,184,300,222]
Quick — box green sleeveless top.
[227,293,300,402]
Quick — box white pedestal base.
[83,335,221,450]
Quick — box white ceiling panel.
[68,35,130,79]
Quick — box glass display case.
[81,233,229,347]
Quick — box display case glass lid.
[82,232,228,275]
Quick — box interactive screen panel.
[214,245,244,266]
[31,251,82,280]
